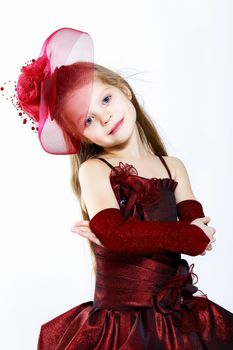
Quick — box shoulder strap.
[158,155,172,179]
[95,157,115,170]
[96,156,172,178]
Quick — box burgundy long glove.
[176,199,206,223]
[89,208,210,256]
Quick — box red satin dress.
[37,156,233,349]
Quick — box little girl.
[11,28,233,349]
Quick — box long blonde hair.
[62,63,169,276]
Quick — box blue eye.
[85,116,94,126]
[84,95,112,126]
[103,95,111,104]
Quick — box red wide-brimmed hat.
[14,27,94,155]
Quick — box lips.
[109,117,124,134]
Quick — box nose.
[100,112,112,125]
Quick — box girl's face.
[63,79,137,148]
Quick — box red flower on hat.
[16,55,49,122]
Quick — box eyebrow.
[91,87,110,108]
[86,86,111,116]
[98,87,110,99]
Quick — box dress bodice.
[91,156,207,333]
[106,158,178,221]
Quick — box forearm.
[89,208,210,256]
[176,199,206,223]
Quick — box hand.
[71,220,104,247]
[190,216,216,256]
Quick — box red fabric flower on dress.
[153,259,208,333]
[110,162,162,219]
[16,55,49,122]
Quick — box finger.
[72,228,87,237]
[75,226,100,241]
[201,216,211,223]
[71,227,103,246]
[82,233,104,247]
[75,226,91,234]
[86,235,102,246]
[93,238,104,247]
[73,220,90,226]
[95,239,102,245]
[71,225,91,234]
[80,231,97,243]
[71,227,90,237]
[200,251,206,255]
[72,228,100,245]
[73,223,90,230]
[206,244,213,250]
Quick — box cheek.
[125,101,136,121]
[116,98,136,117]
[83,126,103,142]
[81,127,92,141]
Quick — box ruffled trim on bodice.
[110,161,178,188]
[109,161,178,219]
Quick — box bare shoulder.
[78,158,120,219]
[163,155,186,180]
[79,157,110,178]
[160,155,177,180]
[78,157,112,193]
[164,156,197,203]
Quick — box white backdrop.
[0,1,232,349]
